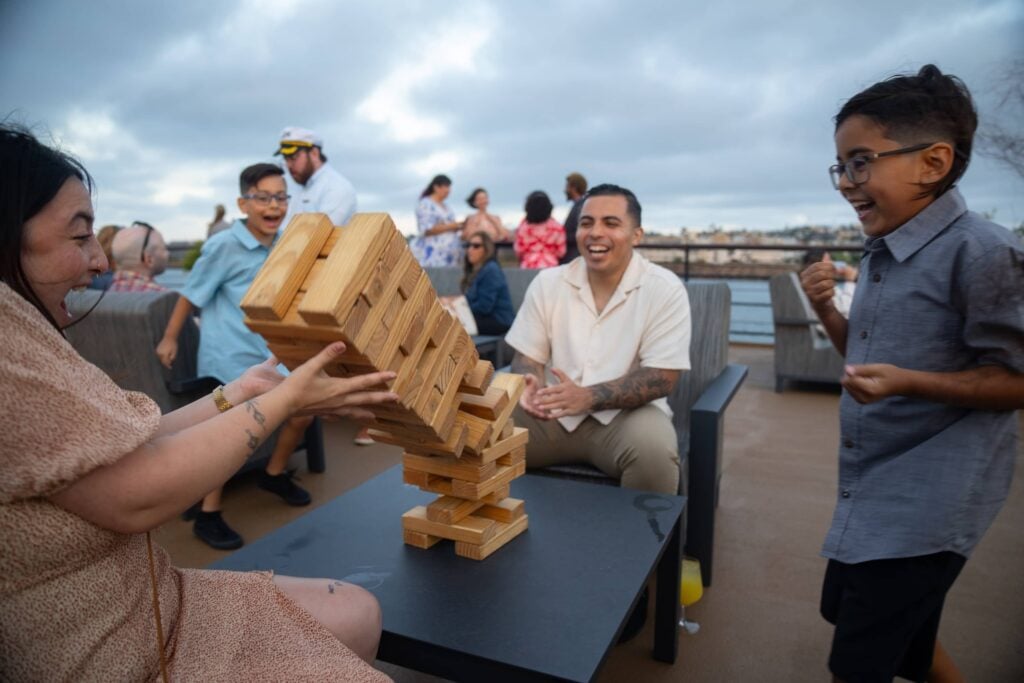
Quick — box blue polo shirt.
[181,220,279,383]
[824,188,1024,564]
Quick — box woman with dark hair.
[462,187,509,242]
[460,231,515,335]
[411,173,463,267]
[514,190,566,269]
[0,125,394,681]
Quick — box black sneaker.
[617,586,648,644]
[258,471,312,507]
[193,510,243,550]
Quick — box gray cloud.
[2,0,1022,240]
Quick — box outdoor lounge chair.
[64,288,324,474]
[769,272,845,392]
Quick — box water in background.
[155,270,775,345]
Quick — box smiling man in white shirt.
[274,126,357,227]
[506,183,691,494]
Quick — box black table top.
[212,466,684,682]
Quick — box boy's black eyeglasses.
[243,192,290,206]
[134,221,155,260]
[828,142,934,189]
[467,242,485,249]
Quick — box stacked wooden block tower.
[240,213,529,560]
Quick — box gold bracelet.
[212,385,234,413]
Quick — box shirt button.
[859,330,868,339]
[843,439,854,448]
[841,489,851,498]
[872,273,881,283]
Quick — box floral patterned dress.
[514,217,566,269]
[412,197,462,267]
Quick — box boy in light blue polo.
[157,163,313,550]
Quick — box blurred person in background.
[462,187,509,243]
[108,221,169,292]
[515,190,565,269]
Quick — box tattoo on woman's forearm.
[245,399,266,428]
[244,429,260,453]
[589,368,676,411]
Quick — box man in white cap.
[275,126,357,227]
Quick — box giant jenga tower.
[240,213,529,559]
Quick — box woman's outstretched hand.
[282,342,399,418]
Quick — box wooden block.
[487,374,526,445]
[403,529,442,549]
[403,452,496,483]
[401,506,496,545]
[241,214,334,321]
[461,427,529,465]
[412,315,460,417]
[455,411,494,456]
[372,421,466,457]
[497,446,526,467]
[475,497,525,523]
[454,515,529,560]
[299,213,397,326]
[353,253,414,359]
[450,461,526,500]
[393,300,443,397]
[411,475,510,504]
[298,258,326,293]
[319,230,339,257]
[459,359,494,396]
[427,334,477,433]
[499,420,514,440]
[457,384,510,421]
[426,495,485,524]
[245,294,353,345]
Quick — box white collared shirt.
[505,253,691,432]
[284,162,357,227]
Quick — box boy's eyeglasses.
[133,221,155,261]
[828,142,934,189]
[467,242,485,249]
[243,193,290,206]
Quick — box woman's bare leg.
[272,574,383,663]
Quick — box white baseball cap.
[274,126,324,156]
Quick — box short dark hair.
[582,183,642,227]
[835,64,978,199]
[466,187,486,208]
[0,123,93,330]
[524,191,553,224]
[421,174,452,199]
[239,163,285,196]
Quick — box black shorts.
[820,551,965,683]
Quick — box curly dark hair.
[835,64,978,199]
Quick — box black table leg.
[653,515,681,662]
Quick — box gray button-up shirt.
[823,188,1024,564]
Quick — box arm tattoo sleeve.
[588,367,680,412]
[510,352,546,382]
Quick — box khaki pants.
[513,404,679,494]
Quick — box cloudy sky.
[2,0,1022,242]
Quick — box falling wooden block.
[402,506,496,545]
[454,515,529,560]
[241,214,335,321]
[457,384,510,421]
[460,427,529,465]
[487,374,526,445]
[459,359,494,396]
